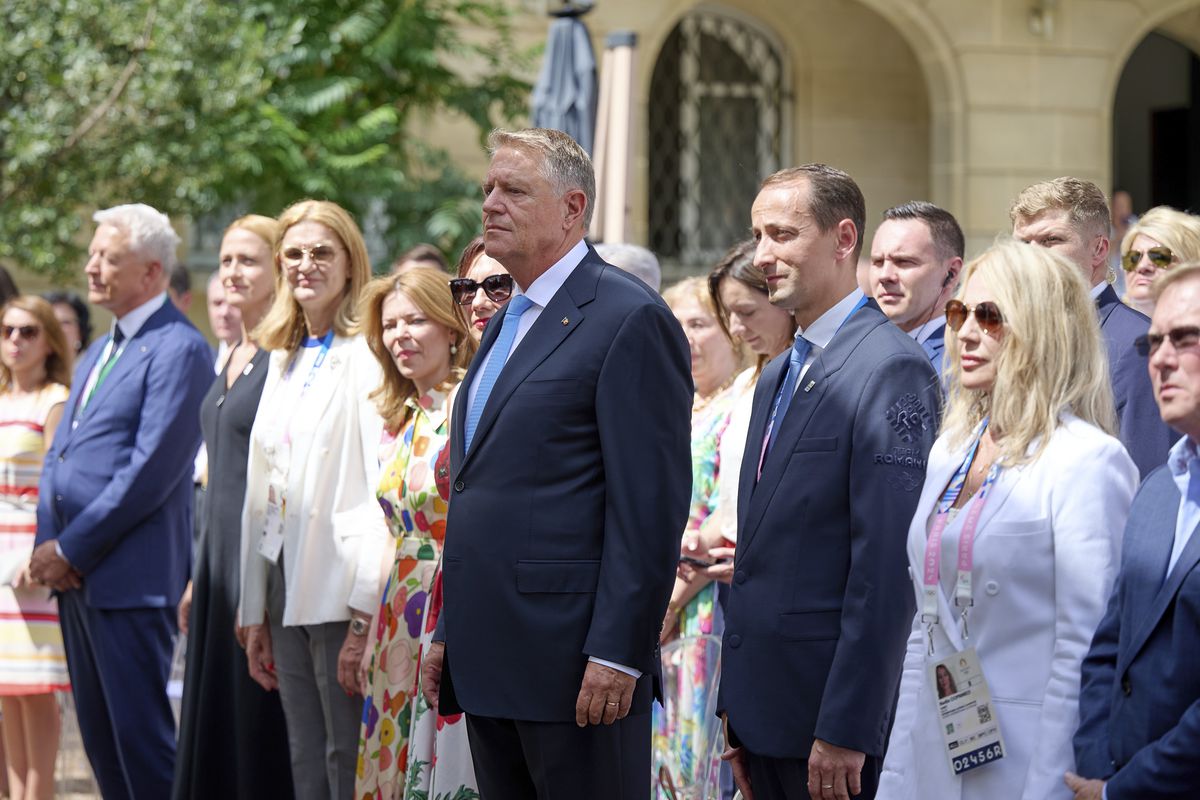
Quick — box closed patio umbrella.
[531,2,598,155]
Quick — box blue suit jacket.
[1098,286,1179,477]
[35,300,214,609]
[1075,465,1200,799]
[435,249,693,722]
[921,322,946,377]
[719,301,941,759]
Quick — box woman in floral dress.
[355,267,479,800]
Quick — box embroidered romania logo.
[885,393,931,444]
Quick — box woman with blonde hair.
[0,296,71,800]
[354,268,478,798]
[239,200,388,800]
[1120,206,1200,317]
[174,214,294,800]
[877,239,1139,800]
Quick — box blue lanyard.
[287,330,334,398]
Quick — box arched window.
[648,9,786,269]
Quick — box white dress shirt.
[1090,280,1108,301]
[465,238,639,679]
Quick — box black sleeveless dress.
[172,348,294,800]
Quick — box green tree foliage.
[0,0,529,279]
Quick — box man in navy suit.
[420,128,692,799]
[31,204,214,799]
[1068,265,1200,800]
[866,201,965,375]
[719,165,941,800]
[1011,177,1177,476]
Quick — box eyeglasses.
[449,274,515,306]
[1135,326,1200,357]
[1,325,40,341]
[1122,246,1175,272]
[945,299,1004,337]
[280,244,340,270]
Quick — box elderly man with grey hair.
[32,203,214,800]
[594,242,662,292]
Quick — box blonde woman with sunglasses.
[877,240,1138,800]
[1120,206,1200,318]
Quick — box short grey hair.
[93,203,181,271]
[488,128,596,230]
[594,242,662,291]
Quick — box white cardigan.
[239,335,388,628]
[877,415,1138,800]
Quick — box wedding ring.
[606,701,618,706]
[822,785,834,790]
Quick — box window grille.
[648,10,785,273]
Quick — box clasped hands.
[28,541,82,591]
[421,643,635,728]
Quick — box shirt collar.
[1089,281,1108,301]
[403,375,460,432]
[516,239,589,310]
[1168,435,1200,479]
[113,292,168,342]
[909,315,946,345]
[797,289,865,351]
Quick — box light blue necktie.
[464,294,534,450]
[766,334,812,451]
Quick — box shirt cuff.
[53,541,71,566]
[1102,784,1107,800]
[588,656,641,679]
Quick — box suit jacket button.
[55,494,63,502]
[454,480,465,492]
[984,580,1000,596]
[733,570,747,585]
[1121,676,1132,696]
[57,455,65,463]
[728,634,742,648]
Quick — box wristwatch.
[349,616,370,636]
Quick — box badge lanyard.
[279,330,333,450]
[921,418,1001,650]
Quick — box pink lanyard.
[921,421,1000,646]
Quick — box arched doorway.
[1113,29,1200,213]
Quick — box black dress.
[172,348,294,800]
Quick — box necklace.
[693,372,737,414]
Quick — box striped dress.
[0,383,69,694]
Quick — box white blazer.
[877,415,1137,800]
[239,335,388,628]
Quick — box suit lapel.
[64,341,105,436]
[71,304,178,427]
[738,307,882,556]
[458,258,600,471]
[1095,285,1122,327]
[736,355,785,544]
[451,311,502,473]
[1122,474,1195,667]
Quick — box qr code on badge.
[977,704,992,724]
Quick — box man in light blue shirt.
[1070,264,1200,800]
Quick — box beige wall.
[428,0,1200,263]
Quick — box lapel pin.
[140,345,147,353]
[561,317,569,326]
[803,380,816,393]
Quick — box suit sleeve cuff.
[588,656,641,679]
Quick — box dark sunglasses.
[449,274,515,306]
[1135,326,1200,357]
[945,299,1004,337]
[1,325,40,341]
[1122,246,1175,272]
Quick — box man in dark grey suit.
[719,165,941,800]
[866,201,965,375]
[1069,265,1200,800]
[1011,177,1177,476]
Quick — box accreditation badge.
[928,647,1005,776]
[257,483,285,564]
